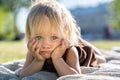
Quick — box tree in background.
[0,0,30,40]
[109,0,120,30]
[0,0,60,40]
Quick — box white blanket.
[0,50,120,80]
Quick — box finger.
[35,48,44,61]
[61,39,66,49]
[32,40,39,51]
[27,38,34,46]
[27,38,35,49]
[62,39,70,48]
[34,47,38,58]
[35,47,40,57]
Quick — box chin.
[40,51,52,59]
[42,54,51,59]
[45,57,51,59]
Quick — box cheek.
[53,40,61,47]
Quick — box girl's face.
[33,16,62,59]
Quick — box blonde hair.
[26,0,82,45]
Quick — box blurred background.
[0,0,120,63]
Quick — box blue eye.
[51,36,58,40]
[35,36,41,40]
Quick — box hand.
[51,39,70,60]
[27,38,45,61]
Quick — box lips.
[40,48,53,51]
[40,51,51,54]
[40,51,52,59]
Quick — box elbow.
[19,69,28,78]
[74,70,81,75]
[19,71,24,78]
[60,70,81,76]
[64,71,81,76]
[69,68,81,75]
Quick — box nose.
[42,40,51,49]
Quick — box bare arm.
[19,51,44,78]
[52,47,81,76]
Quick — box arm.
[19,39,45,78]
[52,47,81,76]
[19,51,45,78]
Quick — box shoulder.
[68,46,78,54]
[65,46,80,68]
[66,46,79,60]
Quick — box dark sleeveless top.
[41,45,98,73]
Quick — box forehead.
[32,16,61,35]
[40,16,50,27]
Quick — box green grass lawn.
[0,40,27,63]
[0,40,120,63]
[90,40,120,50]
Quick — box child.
[19,0,106,79]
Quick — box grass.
[0,40,120,63]
[90,40,120,50]
[0,40,27,63]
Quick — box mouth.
[40,51,52,59]
[40,51,52,54]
